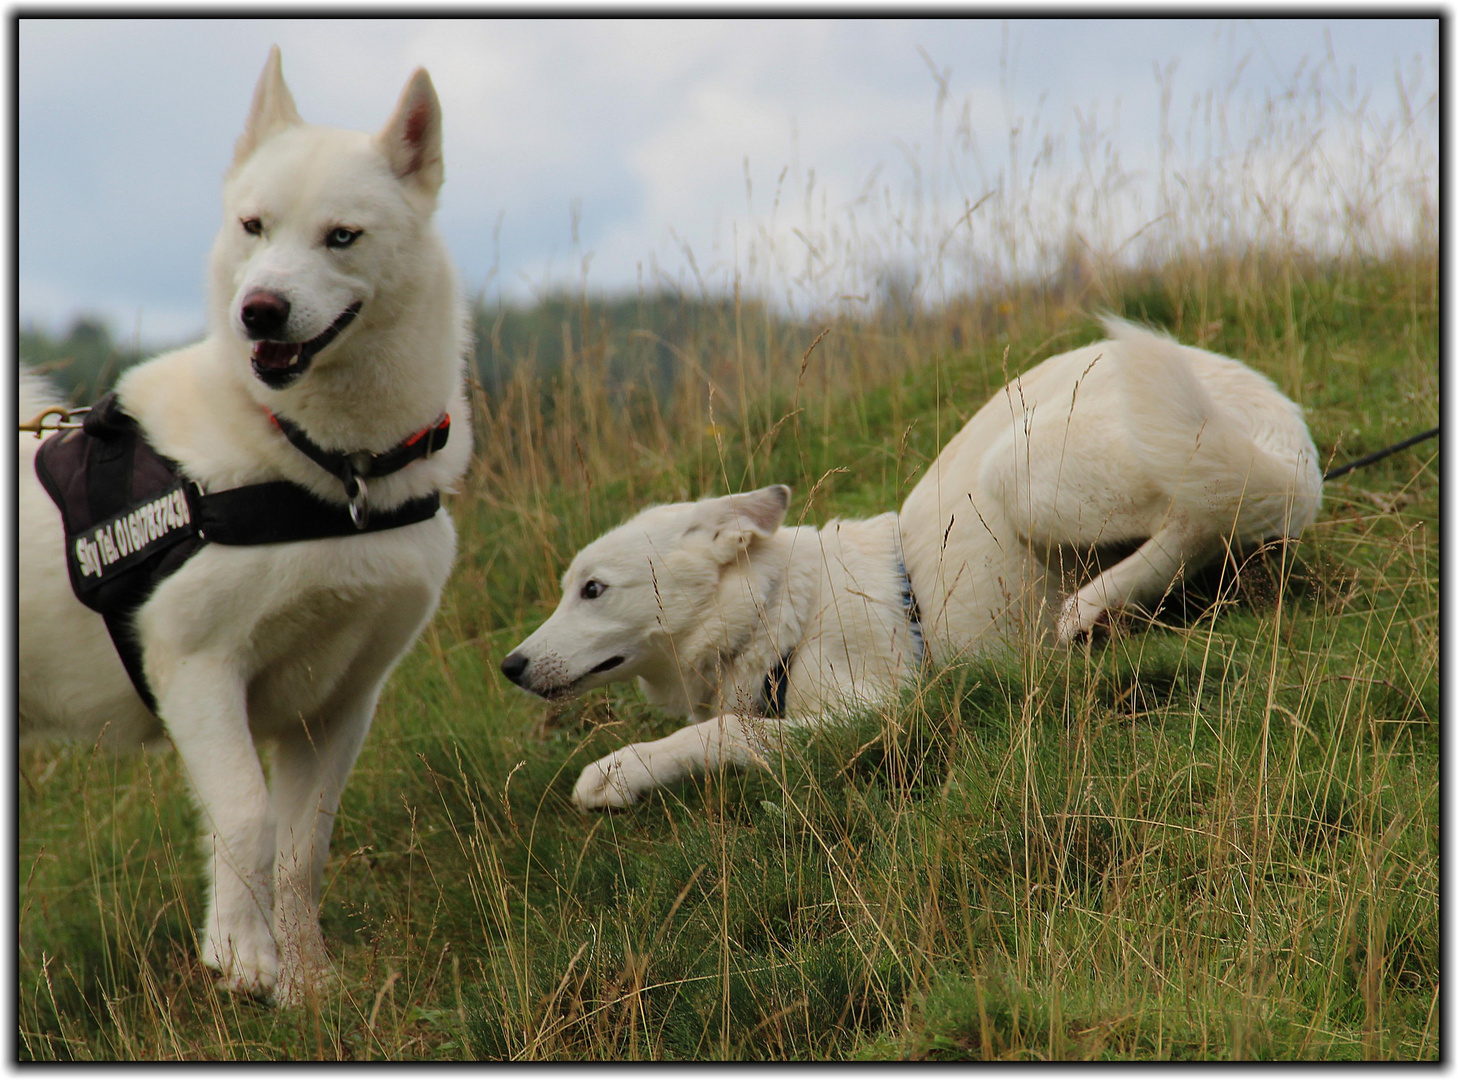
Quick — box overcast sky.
[18,17,1438,346]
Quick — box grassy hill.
[18,240,1438,1059]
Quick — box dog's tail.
[18,369,68,469]
[20,367,64,423]
[1101,315,1322,540]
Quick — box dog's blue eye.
[580,580,606,600]
[241,217,263,236]
[326,227,361,249]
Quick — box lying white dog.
[502,318,1322,809]
[19,49,471,1003]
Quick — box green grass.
[18,242,1438,1059]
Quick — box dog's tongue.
[252,341,302,370]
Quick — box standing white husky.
[19,49,471,1004]
[503,319,1321,810]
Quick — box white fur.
[18,48,471,1005]
[506,318,1321,809]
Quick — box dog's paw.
[1056,595,1110,645]
[273,953,335,1007]
[271,917,334,1007]
[572,749,655,811]
[201,922,280,998]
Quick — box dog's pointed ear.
[376,68,443,196]
[690,485,791,564]
[232,46,303,171]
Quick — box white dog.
[502,318,1321,809]
[19,49,471,1004]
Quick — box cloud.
[19,275,212,347]
[18,17,1439,342]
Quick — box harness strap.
[898,552,925,669]
[194,483,440,545]
[757,553,924,720]
[760,650,796,719]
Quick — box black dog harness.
[759,553,924,719]
[33,393,450,712]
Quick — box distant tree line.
[20,317,148,403]
[20,291,816,407]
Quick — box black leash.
[1323,426,1439,482]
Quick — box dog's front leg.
[573,713,803,810]
[268,698,374,1007]
[267,594,431,1006]
[156,654,279,996]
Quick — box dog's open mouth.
[536,657,624,701]
[251,302,363,388]
[539,678,585,702]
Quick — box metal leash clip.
[343,451,373,530]
[344,471,370,530]
[19,405,91,438]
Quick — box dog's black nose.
[240,290,291,339]
[500,652,529,686]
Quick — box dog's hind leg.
[156,656,280,996]
[1054,519,1217,643]
[1024,324,1317,644]
[573,713,806,810]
